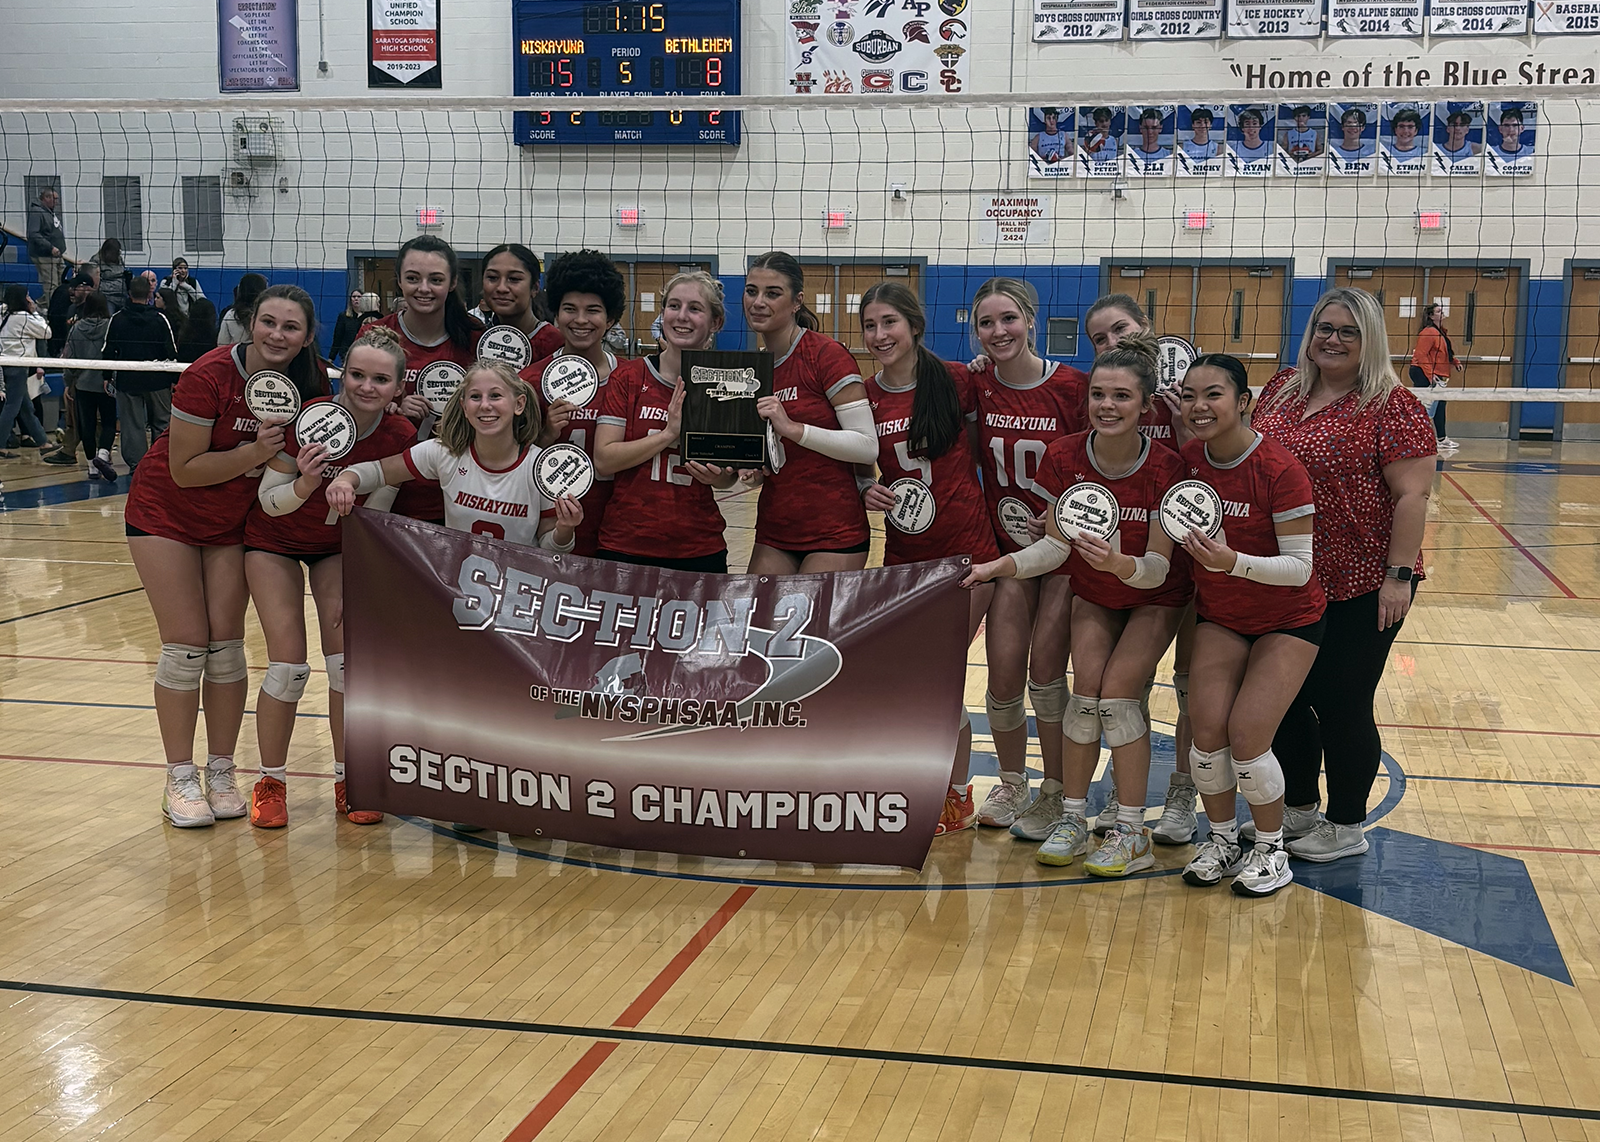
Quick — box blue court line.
[0,480,125,513]
[0,697,327,719]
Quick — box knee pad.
[261,661,311,703]
[154,643,208,691]
[1027,675,1068,724]
[1190,745,1236,796]
[1098,698,1148,748]
[325,653,345,695]
[985,690,1027,734]
[1233,748,1286,806]
[958,707,970,732]
[205,639,248,685]
[1063,690,1103,745]
[1172,672,1190,718]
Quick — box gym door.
[611,260,715,356]
[1564,265,1600,436]
[1107,263,1287,384]
[353,253,485,314]
[797,263,921,378]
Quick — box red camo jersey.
[523,350,617,556]
[865,363,999,566]
[756,330,870,551]
[529,321,565,360]
[974,360,1088,553]
[1138,397,1180,451]
[242,401,417,555]
[125,345,268,547]
[1179,433,1326,635]
[1034,430,1193,610]
[596,357,727,559]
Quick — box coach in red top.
[1251,288,1437,863]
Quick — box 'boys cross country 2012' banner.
[344,510,968,867]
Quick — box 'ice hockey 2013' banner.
[343,510,968,868]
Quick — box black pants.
[75,389,118,457]
[1273,585,1414,825]
[595,547,729,574]
[1409,365,1447,437]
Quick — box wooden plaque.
[680,350,774,467]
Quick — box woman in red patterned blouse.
[1251,287,1437,863]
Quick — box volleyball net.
[3,89,1600,431]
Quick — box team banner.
[1429,0,1528,33]
[1327,0,1421,35]
[1227,0,1322,36]
[1128,0,1224,38]
[1033,0,1126,39]
[343,510,968,867]
[1535,0,1600,31]
[786,0,970,96]
[369,0,442,88]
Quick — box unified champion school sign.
[343,510,968,867]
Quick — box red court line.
[0,754,328,780]
[1441,474,1577,599]
[1459,843,1600,856]
[502,885,757,1142]
[1378,722,1600,740]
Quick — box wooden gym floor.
[1,440,1598,1142]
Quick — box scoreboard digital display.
[513,1,741,146]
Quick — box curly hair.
[544,249,627,324]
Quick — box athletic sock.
[206,753,233,770]
[1210,817,1240,844]
[999,770,1026,789]
[334,762,346,781]
[1063,796,1088,817]
[260,765,287,783]
[1117,804,1144,829]
[949,782,966,796]
[1256,827,1284,848]
[168,760,197,779]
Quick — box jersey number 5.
[893,440,933,485]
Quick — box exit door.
[1106,262,1288,385]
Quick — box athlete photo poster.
[1076,105,1125,178]
[1176,104,1228,177]
[1124,105,1175,177]
[1029,107,1077,179]
[1433,101,1485,175]
[369,0,441,88]
[1327,102,1378,176]
[1378,102,1429,175]
[1485,101,1537,176]
[1227,104,1276,177]
[1276,103,1326,177]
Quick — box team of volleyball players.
[126,237,1327,898]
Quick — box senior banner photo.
[343,510,969,867]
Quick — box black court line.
[1395,639,1600,655]
[3,979,1596,1122]
[0,586,144,626]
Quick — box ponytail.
[859,280,962,460]
[398,234,484,352]
[751,251,821,331]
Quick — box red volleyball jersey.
[523,350,617,556]
[1138,398,1180,451]
[529,321,564,360]
[865,363,999,566]
[1179,433,1326,635]
[125,345,271,547]
[1034,430,1193,610]
[974,360,1088,552]
[755,330,870,552]
[595,357,727,559]
[242,400,417,555]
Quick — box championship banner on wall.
[1429,0,1528,33]
[1536,0,1600,31]
[1327,0,1421,35]
[1227,0,1322,37]
[218,0,299,91]
[786,0,970,95]
[343,510,968,867]
[1128,0,1223,38]
[1033,0,1126,39]
[370,0,441,88]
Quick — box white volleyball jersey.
[402,438,555,547]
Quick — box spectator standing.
[160,258,205,315]
[329,289,366,365]
[177,298,219,363]
[1408,303,1462,454]
[47,272,92,356]
[0,286,63,460]
[64,290,119,481]
[217,273,268,346]
[27,188,67,295]
[91,239,134,314]
[104,275,179,471]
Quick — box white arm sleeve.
[538,525,576,553]
[1118,550,1172,591]
[344,460,387,495]
[258,465,308,516]
[798,399,879,464]
[1229,532,1314,587]
[364,485,399,513]
[1008,534,1072,579]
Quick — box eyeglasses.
[1313,321,1362,343]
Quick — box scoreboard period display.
[513,0,741,145]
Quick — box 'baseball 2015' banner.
[344,510,968,868]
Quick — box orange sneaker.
[250,776,288,828]
[335,780,384,825]
[935,784,977,835]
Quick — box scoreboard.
[513,0,741,146]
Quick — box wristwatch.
[1385,565,1414,582]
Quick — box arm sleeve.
[799,398,879,464]
[538,525,576,552]
[344,460,389,495]
[1228,532,1314,587]
[1118,550,1172,590]
[258,465,309,516]
[1009,534,1072,578]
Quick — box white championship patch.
[477,325,533,371]
[534,442,595,501]
[542,356,599,408]
[292,401,359,461]
[417,361,466,416]
[997,496,1035,548]
[1055,482,1121,541]
[244,370,301,424]
[1156,335,1197,391]
[1159,479,1224,541]
[886,478,937,535]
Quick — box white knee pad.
[1233,748,1286,806]
[325,653,345,695]
[1063,690,1103,745]
[1190,745,1236,796]
[1027,675,1069,724]
[1172,672,1190,718]
[205,639,248,685]
[985,690,1027,734]
[154,643,208,691]
[261,661,311,703]
[1098,698,1148,748]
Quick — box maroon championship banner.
[343,510,969,867]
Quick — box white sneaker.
[204,759,248,819]
[1151,777,1197,845]
[163,765,216,828]
[1241,804,1322,844]
[977,775,1030,828]
[1009,785,1064,841]
[1287,819,1370,862]
[1437,437,1458,451]
[1182,834,1244,887]
[1035,811,1091,867]
[1093,788,1121,835]
[1231,843,1293,897]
